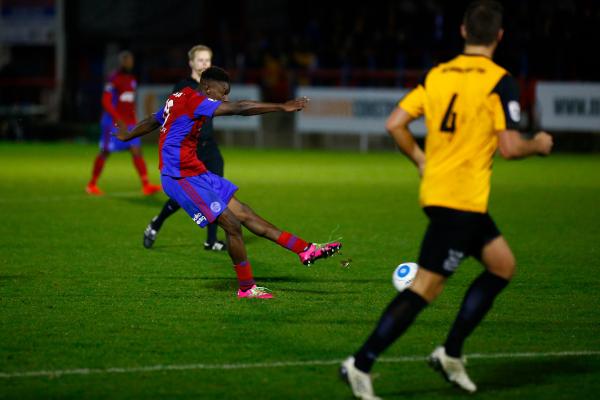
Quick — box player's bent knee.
[227,219,243,236]
[482,236,517,280]
[507,262,517,280]
[217,211,242,236]
[237,202,256,222]
[228,202,250,223]
[495,258,516,280]
[410,267,447,303]
[487,256,516,280]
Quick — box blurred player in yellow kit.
[341,1,553,398]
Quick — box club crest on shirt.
[210,202,222,213]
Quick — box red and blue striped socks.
[277,232,309,254]
[234,261,255,291]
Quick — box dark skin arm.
[114,117,161,142]
[214,97,309,116]
[115,97,309,140]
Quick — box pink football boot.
[237,285,274,299]
[298,241,342,266]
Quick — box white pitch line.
[0,191,146,203]
[380,350,600,363]
[1,350,599,379]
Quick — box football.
[392,262,419,292]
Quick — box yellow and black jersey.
[399,54,521,213]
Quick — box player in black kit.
[143,44,227,251]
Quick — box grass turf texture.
[0,142,599,399]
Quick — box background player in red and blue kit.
[116,67,342,299]
[86,51,161,196]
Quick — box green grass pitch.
[1,142,599,399]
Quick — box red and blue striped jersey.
[102,70,137,125]
[153,87,222,177]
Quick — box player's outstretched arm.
[114,117,161,142]
[214,97,309,116]
[386,107,426,176]
[497,130,553,159]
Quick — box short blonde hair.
[188,44,213,61]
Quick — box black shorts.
[197,141,224,177]
[418,206,501,277]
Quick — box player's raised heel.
[298,241,342,266]
[339,356,381,400]
[237,285,273,299]
[428,346,477,393]
[143,218,158,249]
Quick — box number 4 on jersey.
[440,93,458,133]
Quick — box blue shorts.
[99,120,141,152]
[161,172,238,228]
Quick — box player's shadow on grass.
[143,231,259,252]
[0,274,31,282]
[153,234,260,249]
[383,357,598,398]
[199,276,312,291]
[476,357,598,391]
[269,286,350,295]
[162,275,383,284]
[114,195,166,208]
[201,280,351,295]
[188,275,381,294]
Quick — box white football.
[392,262,419,292]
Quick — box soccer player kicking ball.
[144,44,229,251]
[86,50,161,196]
[340,1,553,398]
[115,66,341,299]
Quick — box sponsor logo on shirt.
[119,91,135,103]
[193,212,207,225]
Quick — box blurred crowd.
[163,2,596,78]
[0,0,598,122]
